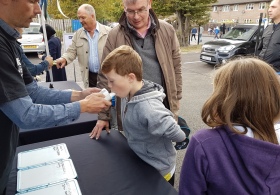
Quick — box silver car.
[18,22,46,53]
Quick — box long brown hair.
[202,58,280,144]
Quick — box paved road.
[26,51,215,190]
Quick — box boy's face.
[105,69,131,98]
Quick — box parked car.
[108,22,119,28]
[200,24,264,65]
[18,22,46,53]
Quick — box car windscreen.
[22,26,41,34]
[222,26,257,41]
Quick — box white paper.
[18,143,70,170]
[17,159,77,192]
[16,179,82,195]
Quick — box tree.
[47,0,217,46]
[47,0,122,23]
[153,0,217,46]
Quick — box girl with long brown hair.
[179,58,280,194]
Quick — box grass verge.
[181,45,202,53]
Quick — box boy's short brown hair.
[101,45,143,81]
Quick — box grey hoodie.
[121,80,185,176]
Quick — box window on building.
[213,6,217,12]
[233,4,238,11]
[259,2,266,9]
[244,19,252,23]
[246,3,254,10]
[222,5,230,12]
[257,19,266,23]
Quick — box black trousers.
[191,34,196,40]
[1,188,6,195]
[89,72,98,87]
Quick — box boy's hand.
[89,120,110,140]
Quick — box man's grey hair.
[123,0,149,4]
[78,4,96,17]
[123,0,137,3]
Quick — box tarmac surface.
[189,33,217,46]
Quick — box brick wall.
[211,2,269,24]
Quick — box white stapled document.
[17,159,77,192]
[17,143,70,170]
[16,179,82,195]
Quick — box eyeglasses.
[125,5,148,16]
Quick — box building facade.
[210,0,271,25]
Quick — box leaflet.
[16,179,82,195]
[17,159,77,192]
[17,143,70,170]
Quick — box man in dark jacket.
[191,27,197,41]
[0,1,111,194]
[258,0,280,72]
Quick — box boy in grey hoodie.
[90,45,186,185]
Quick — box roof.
[213,0,270,6]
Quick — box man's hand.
[55,57,67,69]
[80,88,101,99]
[80,93,111,113]
[44,56,53,69]
[38,54,43,60]
[89,120,110,140]
[71,88,102,102]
